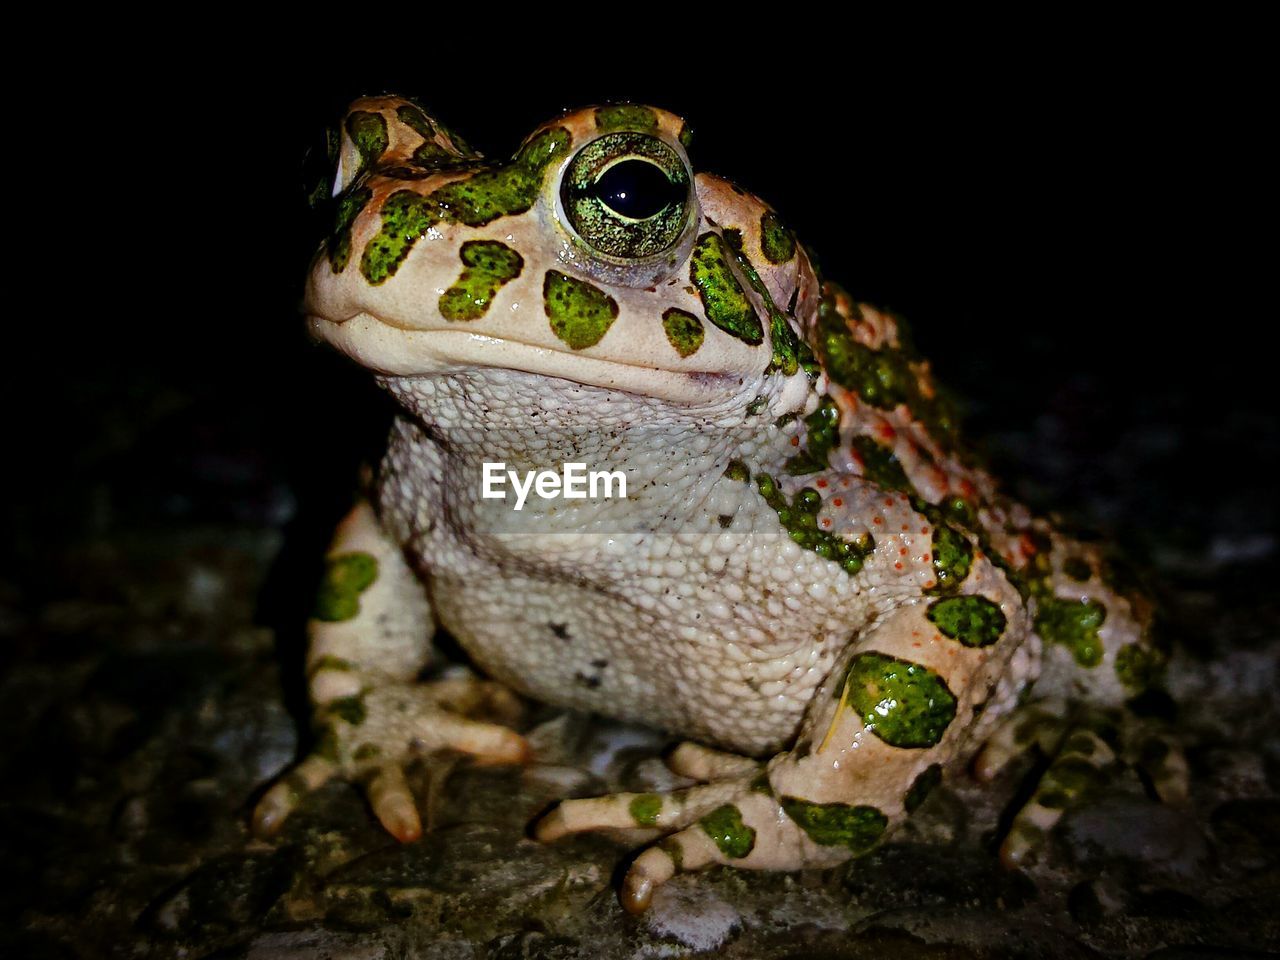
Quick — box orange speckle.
[901,524,910,532]
[877,422,897,441]
[923,553,932,562]
[873,517,883,526]
[790,437,800,447]
[920,526,930,535]
[960,479,976,499]
[894,562,903,570]
[832,498,843,507]
[884,498,895,508]
[1019,533,1039,556]
[821,518,832,528]
[816,478,828,488]
[924,580,936,590]
[899,548,908,556]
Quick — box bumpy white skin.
[254,97,1170,912]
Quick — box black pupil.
[590,159,683,219]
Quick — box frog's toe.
[363,762,423,842]
[412,710,531,765]
[620,831,718,914]
[534,780,740,842]
[252,754,337,838]
[665,741,761,781]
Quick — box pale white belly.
[418,529,855,757]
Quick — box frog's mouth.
[308,312,767,405]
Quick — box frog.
[253,96,1182,913]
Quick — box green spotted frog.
[253,97,1174,913]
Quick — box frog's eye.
[560,132,692,261]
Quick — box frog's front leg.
[253,500,528,841]
[537,596,1013,913]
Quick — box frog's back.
[803,278,1162,708]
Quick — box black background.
[11,37,1273,576]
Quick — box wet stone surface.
[4,360,1279,959]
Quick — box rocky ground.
[4,331,1278,959]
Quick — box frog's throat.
[309,312,810,409]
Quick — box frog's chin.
[308,312,777,405]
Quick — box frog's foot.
[977,708,1190,867]
[535,768,851,915]
[253,677,528,842]
[998,725,1115,866]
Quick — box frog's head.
[305,97,818,406]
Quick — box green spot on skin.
[345,111,388,175]
[816,284,959,445]
[1039,756,1102,803]
[629,793,662,827]
[721,228,813,378]
[905,764,943,813]
[543,270,619,349]
[660,837,684,870]
[361,127,570,284]
[1114,642,1165,693]
[395,103,468,170]
[690,232,763,345]
[929,523,974,593]
[746,395,768,416]
[724,459,751,483]
[835,652,957,749]
[927,595,1007,647]
[594,104,659,132]
[786,396,841,476]
[781,797,886,853]
[698,803,756,859]
[662,307,704,357]
[439,240,524,321]
[327,186,372,273]
[760,211,796,264]
[326,696,367,726]
[314,552,379,622]
[850,435,911,492]
[396,103,477,168]
[757,474,874,575]
[1035,596,1107,667]
[396,103,434,139]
